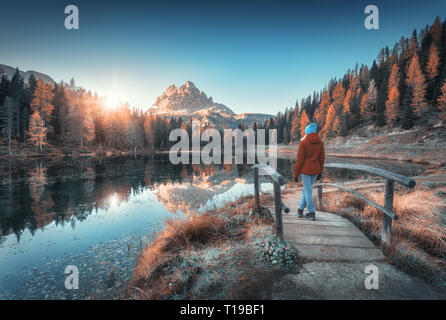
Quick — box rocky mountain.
[149,81,273,128]
[0,64,55,84]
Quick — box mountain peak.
[0,64,54,84]
[184,80,196,88]
[151,81,273,129]
[153,81,235,116]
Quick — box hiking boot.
[306,212,316,221]
[297,208,304,218]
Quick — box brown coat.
[293,133,325,177]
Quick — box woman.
[293,122,325,221]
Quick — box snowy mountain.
[149,81,273,128]
[0,64,55,84]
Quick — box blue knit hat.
[305,122,317,135]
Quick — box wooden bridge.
[251,163,416,262]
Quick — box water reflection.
[0,156,262,243]
[0,154,426,244]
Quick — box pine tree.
[359,93,369,121]
[400,86,415,129]
[31,79,54,131]
[332,82,345,111]
[321,104,339,139]
[290,106,301,142]
[385,87,400,127]
[437,81,446,112]
[282,126,290,144]
[425,43,441,104]
[385,64,400,127]
[0,97,14,152]
[9,68,25,139]
[362,79,377,121]
[299,109,310,138]
[23,74,38,141]
[51,83,69,141]
[0,75,9,134]
[343,88,352,120]
[426,43,440,81]
[28,110,47,151]
[0,74,8,106]
[406,53,428,116]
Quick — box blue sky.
[0,0,444,114]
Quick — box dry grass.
[324,185,446,283]
[126,195,298,300]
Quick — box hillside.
[0,64,54,84]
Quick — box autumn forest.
[1,17,446,156]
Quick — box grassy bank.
[323,185,446,285]
[126,195,299,300]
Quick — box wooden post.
[317,185,323,210]
[253,167,260,214]
[382,179,395,246]
[273,181,284,242]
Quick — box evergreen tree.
[22,74,37,141]
[0,75,9,107]
[9,68,25,139]
[51,83,68,141]
[363,79,377,121]
[332,82,345,111]
[400,86,415,129]
[28,110,47,151]
[0,97,14,151]
[299,109,310,138]
[359,93,369,121]
[425,43,441,104]
[437,80,446,112]
[0,75,9,131]
[31,79,54,132]
[385,64,400,127]
[290,107,301,142]
[321,104,341,139]
[406,53,428,116]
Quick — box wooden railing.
[251,164,288,242]
[251,163,416,246]
[315,163,416,246]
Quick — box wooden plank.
[288,243,385,262]
[324,163,416,188]
[288,234,377,248]
[283,224,365,237]
[281,218,354,228]
[314,182,398,220]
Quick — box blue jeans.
[299,174,318,213]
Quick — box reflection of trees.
[0,156,296,242]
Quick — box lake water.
[0,154,426,299]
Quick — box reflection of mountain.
[0,156,263,241]
[151,177,247,214]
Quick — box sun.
[104,94,122,110]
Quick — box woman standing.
[293,123,325,221]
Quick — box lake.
[0,154,426,299]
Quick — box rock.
[148,81,272,129]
